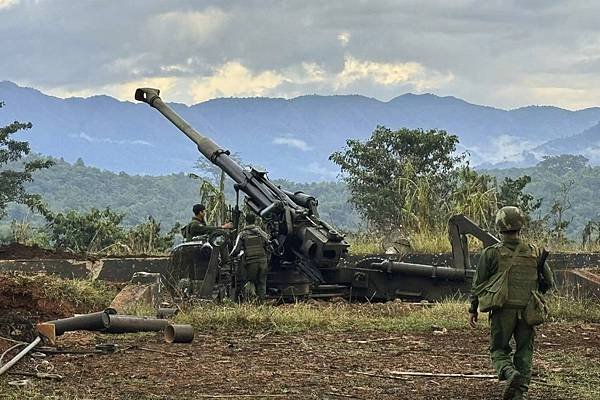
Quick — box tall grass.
[348,230,482,254]
[172,295,600,334]
[547,294,600,323]
[174,300,469,333]
[349,227,600,255]
[346,232,383,255]
[4,273,117,312]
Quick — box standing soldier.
[469,206,554,400]
[230,213,270,302]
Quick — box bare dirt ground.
[0,243,82,261]
[1,323,598,400]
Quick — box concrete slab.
[0,259,90,279]
[96,258,169,282]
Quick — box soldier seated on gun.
[182,204,233,242]
[229,213,270,302]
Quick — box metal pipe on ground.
[102,315,169,333]
[36,309,117,344]
[0,336,42,376]
[164,324,194,343]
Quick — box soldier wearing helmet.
[230,213,271,302]
[469,206,554,400]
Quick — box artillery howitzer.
[135,88,499,301]
[135,88,348,298]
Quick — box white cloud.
[190,62,285,102]
[470,134,537,165]
[285,62,326,84]
[46,77,179,102]
[337,32,350,47]
[70,132,153,147]
[0,0,18,11]
[273,137,312,151]
[43,55,455,104]
[334,56,453,91]
[304,162,338,179]
[5,2,600,109]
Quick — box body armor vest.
[243,229,267,261]
[497,243,538,308]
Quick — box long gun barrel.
[135,88,283,212]
[135,88,348,278]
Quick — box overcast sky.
[1,0,599,110]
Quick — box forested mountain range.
[1,80,600,182]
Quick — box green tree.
[125,216,177,254]
[547,180,574,244]
[0,101,53,216]
[43,207,126,253]
[450,166,498,230]
[497,175,541,216]
[329,126,465,231]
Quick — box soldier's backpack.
[474,244,522,312]
[243,228,267,261]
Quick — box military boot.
[511,390,525,400]
[503,370,523,400]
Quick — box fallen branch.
[0,336,27,345]
[8,371,63,380]
[354,370,496,380]
[346,336,404,344]
[352,371,408,381]
[388,370,497,379]
[194,395,290,398]
[324,392,362,399]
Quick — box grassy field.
[1,295,599,400]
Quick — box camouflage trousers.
[239,258,268,301]
[490,308,535,396]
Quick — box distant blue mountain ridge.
[1,80,599,181]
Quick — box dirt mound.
[0,242,83,260]
[0,275,76,321]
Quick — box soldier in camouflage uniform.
[230,213,270,301]
[182,204,232,241]
[469,206,554,400]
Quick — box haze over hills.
[1,80,600,181]
[534,122,600,164]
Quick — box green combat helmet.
[495,206,526,233]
